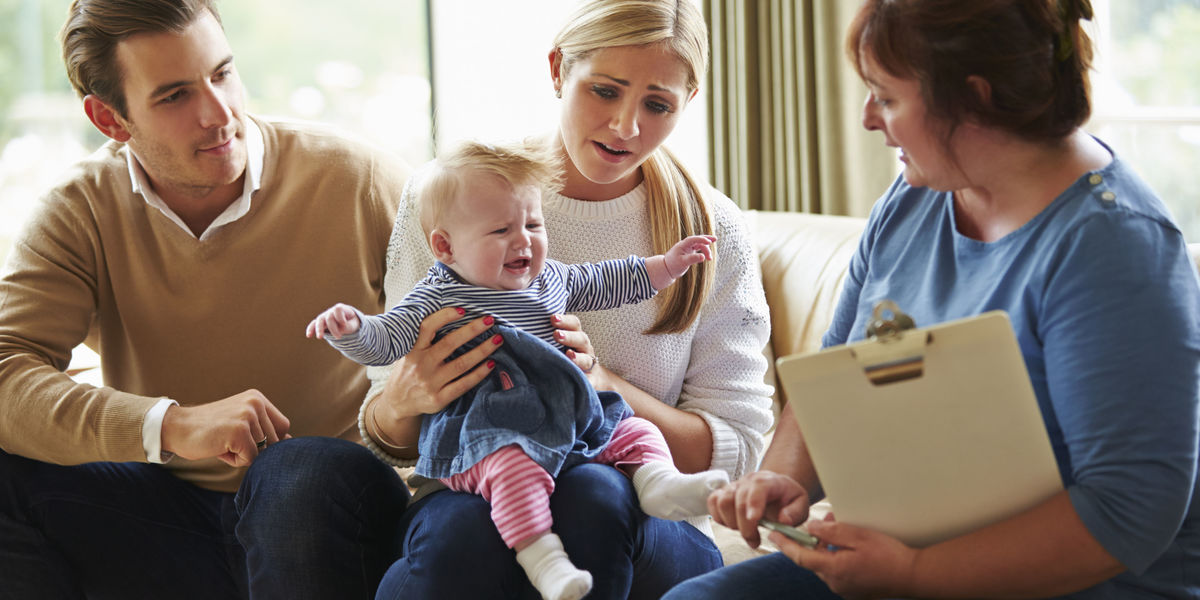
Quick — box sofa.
[59,209,868,567]
[62,208,1200,569]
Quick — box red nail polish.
[551,315,561,323]
[483,315,495,326]
[486,359,496,369]
[456,307,466,315]
[492,334,503,345]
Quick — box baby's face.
[441,174,548,290]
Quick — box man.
[0,1,411,597]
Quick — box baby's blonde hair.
[416,139,564,240]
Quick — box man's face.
[114,10,247,202]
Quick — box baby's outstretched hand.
[665,234,717,278]
[306,303,361,340]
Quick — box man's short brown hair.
[60,0,222,118]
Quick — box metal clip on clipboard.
[852,300,930,385]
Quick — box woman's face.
[859,54,961,191]
[553,44,695,200]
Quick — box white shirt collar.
[125,117,265,240]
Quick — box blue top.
[824,147,1200,597]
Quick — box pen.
[759,519,820,549]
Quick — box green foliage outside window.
[1097,0,1200,240]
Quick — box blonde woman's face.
[555,44,694,200]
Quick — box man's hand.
[161,389,291,467]
[306,303,360,340]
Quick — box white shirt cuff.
[142,398,178,464]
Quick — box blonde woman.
[671,0,1200,598]
[361,1,775,598]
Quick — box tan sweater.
[0,117,408,492]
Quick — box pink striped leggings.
[440,416,672,549]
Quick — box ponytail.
[1050,0,1094,138]
[642,147,714,334]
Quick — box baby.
[307,140,727,600]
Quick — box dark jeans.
[377,462,724,600]
[661,551,841,599]
[0,437,409,600]
[660,547,1131,599]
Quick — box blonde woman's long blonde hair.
[552,0,714,335]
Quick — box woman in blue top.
[666,0,1200,598]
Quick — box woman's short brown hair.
[847,0,1093,145]
[60,0,222,118]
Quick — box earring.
[555,89,562,99]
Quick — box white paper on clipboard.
[775,306,1063,548]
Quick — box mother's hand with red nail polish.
[363,307,501,458]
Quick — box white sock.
[514,532,593,600]
[632,461,729,521]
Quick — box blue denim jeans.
[661,551,841,599]
[0,437,409,600]
[376,462,723,600]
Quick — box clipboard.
[775,301,1063,548]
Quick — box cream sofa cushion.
[745,210,866,407]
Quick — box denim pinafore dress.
[416,325,632,479]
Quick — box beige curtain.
[705,0,896,217]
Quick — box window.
[1086,0,1200,240]
[0,0,715,271]
[1,0,719,268]
[0,0,432,268]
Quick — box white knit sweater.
[360,178,776,508]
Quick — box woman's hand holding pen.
[782,517,919,600]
